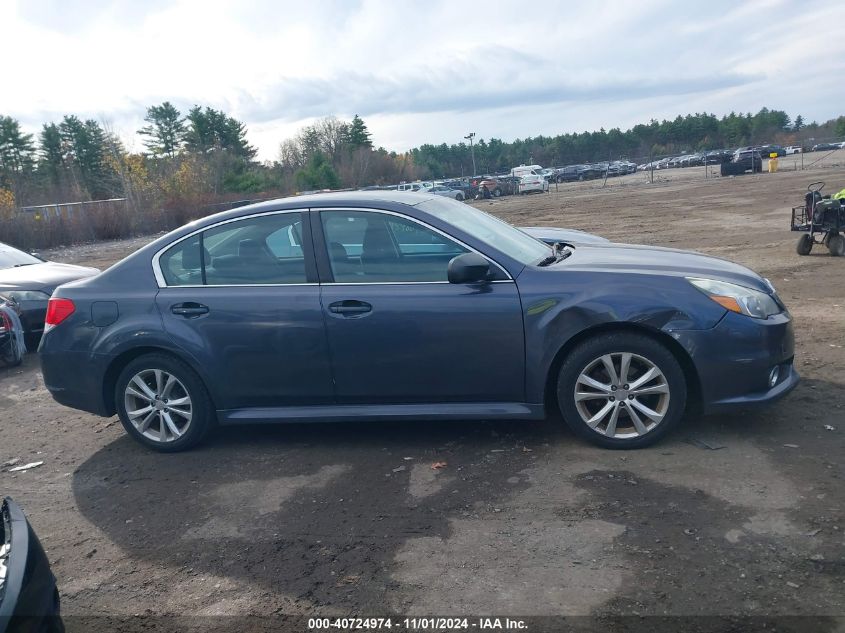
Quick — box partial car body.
[517,174,549,194]
[0,243,98,336]
[0,296,25,367]
[419,185,465,201]
[0,498,63,633]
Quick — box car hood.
[551,243,770,292]
[0,261,100,295]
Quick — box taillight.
[44,298,75,333]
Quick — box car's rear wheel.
[115,353,214,452]
[557,332,687,449]
[828,233,844,256]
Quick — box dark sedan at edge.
[39,192,797,451]
[0,242,99,336]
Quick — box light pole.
[464,132,476,175]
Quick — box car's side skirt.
[218,402,546,425]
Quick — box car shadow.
[69,376,839,616]
[71,416,566,612]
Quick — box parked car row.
[379,139,844,198]
[810,142,845,152]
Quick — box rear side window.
[158,212,308,286]
[159,237,204,286]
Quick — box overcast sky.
[3,0,845,161]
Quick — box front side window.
[158,212,308,286]
[321,210,468,283]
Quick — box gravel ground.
[1,164,844,631]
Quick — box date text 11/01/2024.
[308,617,528,630]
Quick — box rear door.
[154,210,334,410]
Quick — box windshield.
[417,197,550,265]
[0,243,41,269]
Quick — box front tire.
[557,332,687,449]
[115,353,214,452]
[796,233,813,256]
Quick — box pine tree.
[793,115,804,132]
[184,106,256,159]
[138,101,185,157]
[58,116,119,199]
[348,115,372,149]
[0,115,36,191]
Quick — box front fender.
[517,270,726,403]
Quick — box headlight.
[3,290,51,302]
[687,277,781,319]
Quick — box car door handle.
[170,302,209,318]
[328,300,372,315]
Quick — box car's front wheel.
[115,353,214,452]
[557,332,687,449]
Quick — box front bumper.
[674,310,798,414]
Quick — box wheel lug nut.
[609,396,615,401]
[623,384,629,389]
[628,395,634,400]
[611,386,617,391]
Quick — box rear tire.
[455,193,465,201]
[556,332,687,449]
[115,353,214,452]
[828,233,845,256]
[796,233,813,256]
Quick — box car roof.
[225,190,439,215]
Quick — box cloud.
[240,67,761,123]
[2,0,844,161]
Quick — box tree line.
[410,110,845,178]
[1,105,844,222]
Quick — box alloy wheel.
[124,369,193,443]
[573,352,670,439]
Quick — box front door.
[154,210,334,410]
[315,209,525,405]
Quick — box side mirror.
[448,253,490,284]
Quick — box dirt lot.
[1,165,844,630]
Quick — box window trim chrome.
[151,206,515,288]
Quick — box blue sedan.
[39,192,797,451]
